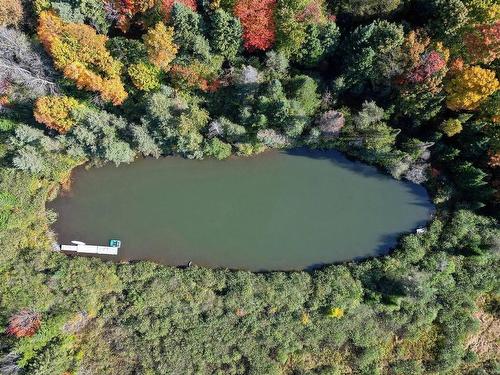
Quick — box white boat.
[61,242,118,255]
[71,240,86,245]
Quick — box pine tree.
[209,9,242,61]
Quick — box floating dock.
[60,240,120,255]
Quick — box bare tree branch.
[0,27,59,98]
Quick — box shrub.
[6,310,41,338]
[204,137,232,159]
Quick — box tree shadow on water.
[284,147,388,180]
[283,148,435,272]
[284,147,433,208]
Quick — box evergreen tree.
[209,9,242,61]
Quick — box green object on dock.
[109,239,121,248]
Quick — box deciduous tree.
[406,51,447,85]
[0,27,58,99]
[143,22,178,71]
[274,0,308,57]
[128,62,161,91]
[161,0,197,21]
[111,0,155,32]
[464,21,500,64]
[445,66,499,111]
[38,11,127,105]
[33,95,81,133]
[234,0,276,51]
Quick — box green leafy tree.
[107,37,148,67]
[130,124,161,158]
[274,0,308,58]
[204,137,232,159]
[141,86,209,158]
[453,161,492,201]
[336,0,401,18]
[288,75,321,116]
[296,22,340,66]
[128,62,162,91]
[427,0,469,44]
[343,20,404,90]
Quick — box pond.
[48,149,434,271]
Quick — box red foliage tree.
[406,51,446,84]
[6,310,41,338]
[161,0,197,21]
[234,0,276,51]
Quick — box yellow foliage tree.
[327,307,344,319]
[440,119,463,137]
[445,66,499,111]
[143,22,178,72]
[300,312,310,325]
[128,62,162,91]
[37,11,127,105]
[33,96,82,133]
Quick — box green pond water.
[49,149,433,271]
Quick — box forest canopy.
[0,0,498,373]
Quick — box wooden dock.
[60,241,119,255]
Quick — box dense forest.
[0,0,499,373]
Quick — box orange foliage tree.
[34,96,82,133]
[37,11,127,105]
[488,151,500,167]
[6,310,41,338]
[161,0,197,21]
[464,21,500,64]
[445,65,499,111]
[111,0,156,32]
[143,22,178,71]
[170,64,210,91]
[234,0,276,51]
